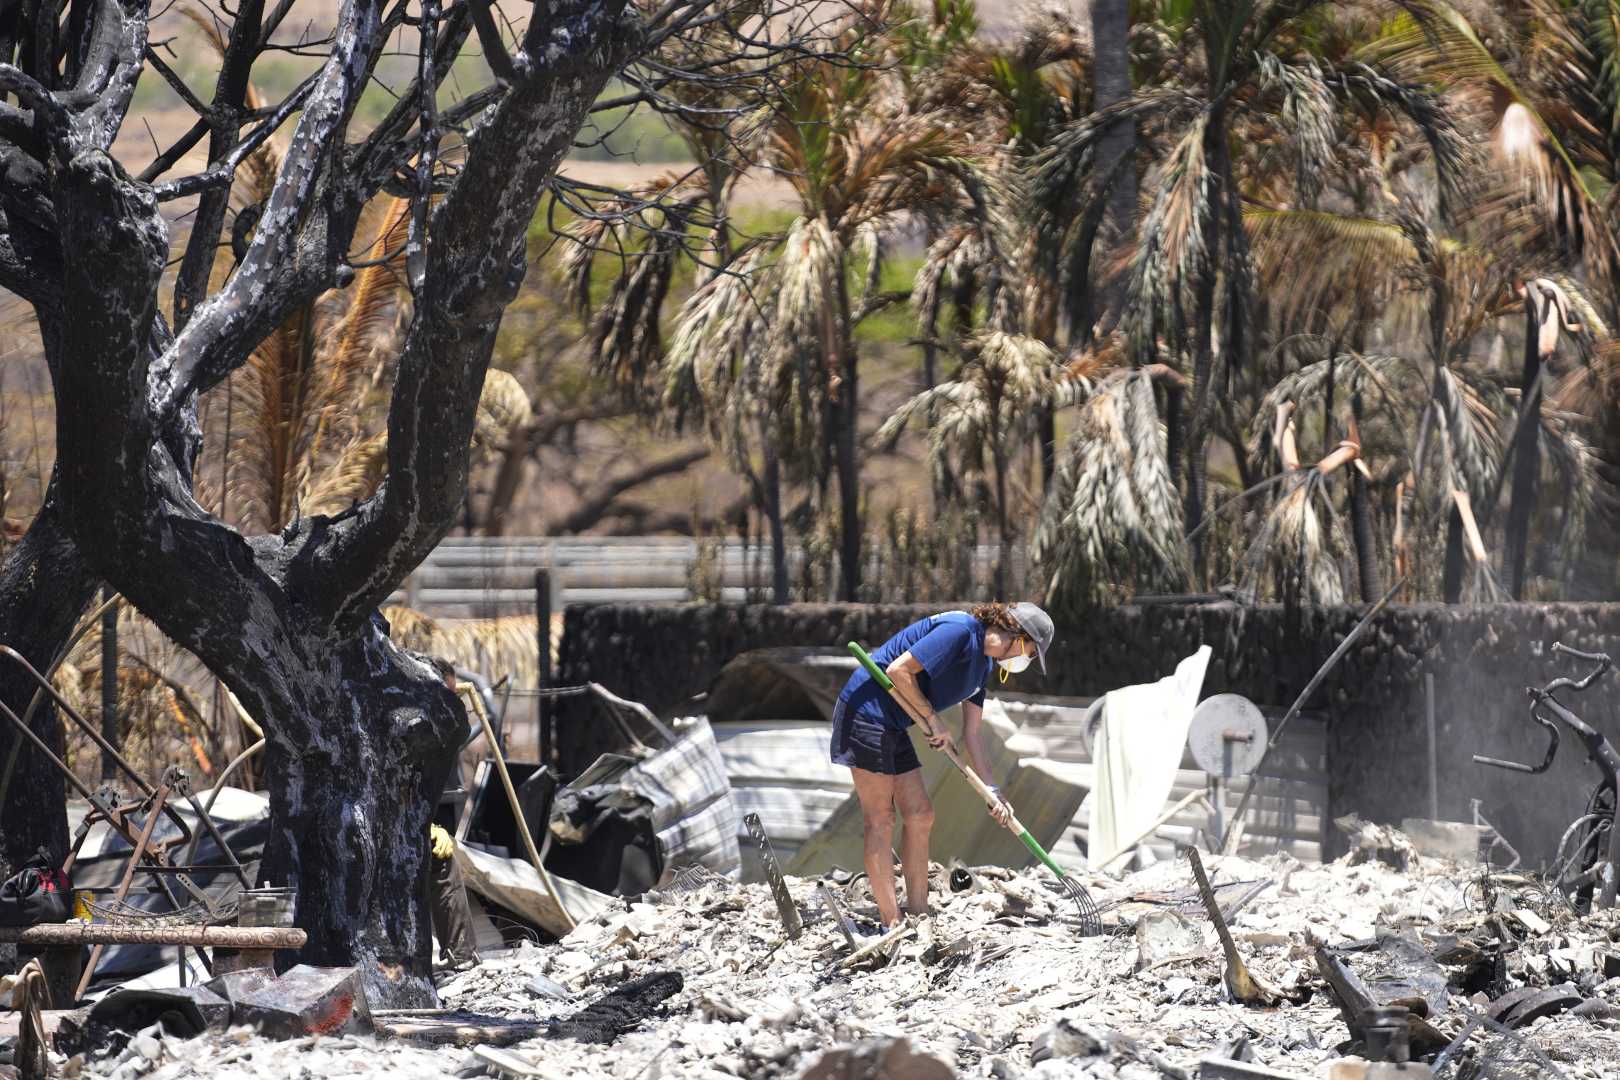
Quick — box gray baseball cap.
[1009,602,1054,674]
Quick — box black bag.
[0,850,71,927]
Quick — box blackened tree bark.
[0,492,98,877]
[0,0,777,1007]
[1348,391,1382,601]
[0,204,103,880]
[1088,0,1134,331]
[1504,285,1548,599]
[834,258,863,601]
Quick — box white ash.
[57,851,1620,1079]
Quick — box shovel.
[847,641,1102,936]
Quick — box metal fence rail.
[388,536,1022,618]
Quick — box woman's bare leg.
[893,769,935,916]
[850,767,901,926]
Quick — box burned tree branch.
[312,0,640,627]
[554,447,711,534]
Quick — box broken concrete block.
[206,965,373,1039]
[1398,819,1483,865]
[799,1037,953,1080]
[1135,909,1205,971]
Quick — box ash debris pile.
[18,836,1620,1080]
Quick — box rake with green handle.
[846,641,1103,936]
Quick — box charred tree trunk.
[833,258,862,602]
[763,435,788,605]
[1185,261,1216,583]
[1348,391,1381,601]
[1504,293,1545,600]
[247,621,463,1004]
[1088,0,1135,332]
[13,0,635,1009]
[0,490,99,877]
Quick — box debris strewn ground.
[43,850,1620,1079]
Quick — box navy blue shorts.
[830,700,921,776]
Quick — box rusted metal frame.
[75,781,177,999]
[0,693,195,880]
[178,784,252,888]
[0,646,211,879]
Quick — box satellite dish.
[1188,694,1268,779]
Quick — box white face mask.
[997,652,1032,674]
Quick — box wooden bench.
[0,924,307,1007]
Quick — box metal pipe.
[536,568,552,767]
[468,685,575,930]
[0,645,157,798]
[1220,579,1403,852]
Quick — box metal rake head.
[1058,873,1104,937]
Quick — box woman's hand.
[985,787,1014,830]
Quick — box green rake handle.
[846,641,1069,881]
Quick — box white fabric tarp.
[1087,646,1212,873]
[456,843,616,937]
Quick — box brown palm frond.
[306,196,413,451]
[1244,209,1420,330]
[225,302,317,530]
[1124,111,1213,358]
[472,369,533,465]
[1373,1,1620,287]
[382,607,539,688]
[1236,471,1349,606]
[303,431,388,517]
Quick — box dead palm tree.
[664,6,968,600]
[1032,359,1191,609]
[1033,0,1472,585]
[877,331,1092,593]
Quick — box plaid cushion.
[618,718,739,875]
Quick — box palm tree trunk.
[1165,382,1185,493]
[834,263,862,601]
[1089,0,1135,331]
[1185,260,1217,583]
[993,439,1010,598]
[1349,391,1381,601]
[1504,292,1544,599]
[1037,408,1057,494]
[763,434,788,605]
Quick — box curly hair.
[969,602,1022,634]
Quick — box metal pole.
[1425,672,1439,821]
[100,587,118,781]
[535,569,551,768]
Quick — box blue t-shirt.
[840,611,991,731]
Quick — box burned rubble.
[14,837,1618,1080]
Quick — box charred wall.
[557,602,1620,863]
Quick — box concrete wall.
[557,602,1620,863]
